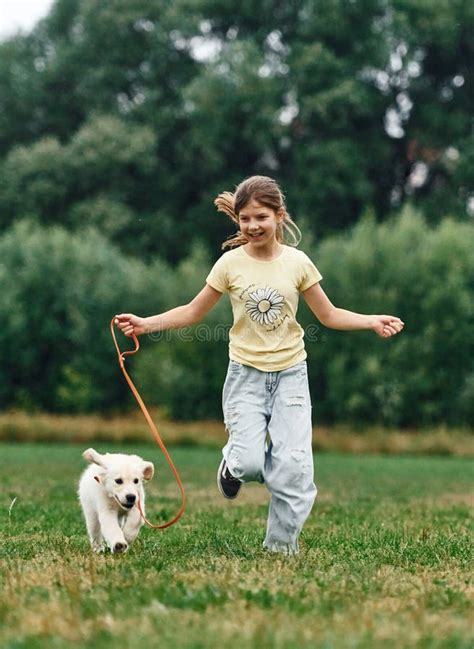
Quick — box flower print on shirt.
[245,286,285,326]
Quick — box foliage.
[0,115,160,256]
[1,442,472,648]
[0,0,471,423]
[0,212,471,426]
[302,207,474,426]
[0,220,167,412]
[0,0,472,261]
[390,0,474,219]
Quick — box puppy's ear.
[82,448,107,468]
[142,461,154,481]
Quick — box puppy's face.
[83,449,154,511]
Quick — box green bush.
[0,220,168,412]
[1,211,472,427]
[302,207,474,426]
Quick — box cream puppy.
[78,448,154,553]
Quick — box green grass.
[1,442,472,649]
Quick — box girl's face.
[238,199,283,249]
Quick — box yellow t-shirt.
[206,245,322,372]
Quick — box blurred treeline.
[0,0,472,426]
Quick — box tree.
[390,0,474,220]
[0,115,161,256]
[0,0,472,261]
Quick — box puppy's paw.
[91,542,106,554]
[112,541,128,554]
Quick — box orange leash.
[110,317,186,529]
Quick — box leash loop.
[110,317,186,529]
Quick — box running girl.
[115,175,404,555]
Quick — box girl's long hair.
[214,176,302,249]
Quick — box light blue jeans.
[221,359,317,555]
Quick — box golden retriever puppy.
[78,448,154,553]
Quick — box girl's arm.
[303,283,404,338]
[115,284,223,337]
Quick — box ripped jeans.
[222,359,317,555]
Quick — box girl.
[115,175,404,555]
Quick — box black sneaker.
[217,459,242,499]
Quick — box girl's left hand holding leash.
[371,316,405,338]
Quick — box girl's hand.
[114,313,148,337]
[371,315,405,338]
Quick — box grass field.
[0,442,472,649]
